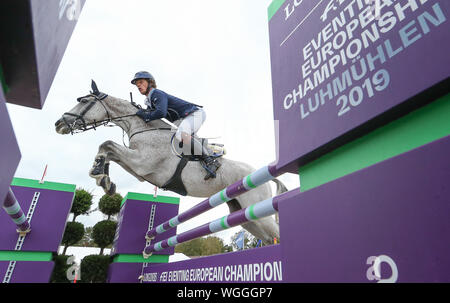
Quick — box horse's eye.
[79,99,88,104]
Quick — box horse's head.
[55,80,110,135]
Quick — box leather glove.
[136,109,150,121]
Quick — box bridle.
[62,93,107,134]
[62,93,173,146]
[62,93,142,135]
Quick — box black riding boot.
[178,135,222,180]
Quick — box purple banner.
[269,0,450,172]
[142,245,283,283]
[279,135,450,282]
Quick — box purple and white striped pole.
[142,188,297,258]
[145,164,280,241]
[2,187,31,234]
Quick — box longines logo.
[59,0,82,21]
[366,255,398,283]
[284,0,305,20]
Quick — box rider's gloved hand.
[136,109,150,122]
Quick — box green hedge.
[80,254,112,283]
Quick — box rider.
[131,71,221,180]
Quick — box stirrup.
[201,157,221,180]
[203,166,217,180]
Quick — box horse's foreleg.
[89,153,109,177]
[89,140,141,195]
[89,151,116,196]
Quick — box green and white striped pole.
[2,187,31,234]
[146,164,280,240]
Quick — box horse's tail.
[272,178,288,196]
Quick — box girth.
[160,157,189,196]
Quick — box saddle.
[160,137,225,196]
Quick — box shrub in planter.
[79,254,112,283]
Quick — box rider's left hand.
[136,109,150,121]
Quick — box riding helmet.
[131,71,155,84]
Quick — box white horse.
[55,81,287,244]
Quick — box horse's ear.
[91,80,100,96]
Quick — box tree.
[175,238,203,256]
[50,255,71,283]
[223,244,233,253]
[230,230,260,251]
[175,236,227,257]
[92,220,117,255]
[80,255,111,283]
[61,222,85,255]
[71,189,93,222]
[98,193,122,220]
[203,237,226,255]
[78,227,95,247]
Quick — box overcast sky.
[6,0,299,244]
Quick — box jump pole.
[142,188,295,258]
[2,187,31,235]
[145,164,280,241]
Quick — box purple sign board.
[269,0,450,172]
[142,245,283,283]
[109,137,450,283]
[279,135,450,282]
[108,262,146,283]
[0,77,5,103]
[0,99,21,204]
[111,193,180,256]
[0,0,85,109]
[0,261,54,283]
[0,179,75,253]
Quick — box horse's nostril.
[55,119,61,127]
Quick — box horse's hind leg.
[227,195,280,245]
[244,217,280,245]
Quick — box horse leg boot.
[89,152,116,196]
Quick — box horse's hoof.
[90,166,105,177]
[89,168,103,178]
[99,176,116,195]
[106,182,116,196]
[99,175,109,188]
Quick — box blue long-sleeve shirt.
[142,89,200,122]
